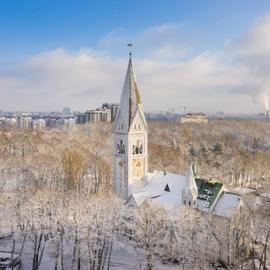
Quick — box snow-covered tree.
[127,202,169,270]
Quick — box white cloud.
[0,48,126,111]
[1,15,270,113]
[231,14,270,57]
[226,14,270,110]
[99,23,189,62]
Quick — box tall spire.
[182,164,198,207]
[114,54,144,132]
[186,164,198,196]
[113,52,148,200]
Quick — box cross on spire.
[127,43,132,58]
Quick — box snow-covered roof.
[212,192,241,218]
[127,171,186,214]
[127,170,241,219]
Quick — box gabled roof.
[127,171,186,213]
[127,171,223,212]
[114,57,147,133]
[126,169,240,219]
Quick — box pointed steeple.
[185,164,198,197]
[114,56,145,132]
[182,163,198,206]
[113,54,148,200]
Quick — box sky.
[1,0,270,114]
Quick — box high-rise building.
[75,103,118,124]
[17,115,32,129]
[64,118,75,126]
[46,117,57,128]
[102,103,119,122]
[5,117,17,128]
[33,119,46,130]
[85,108,110,123]
[75,113,86,124]
[63,107,71,114]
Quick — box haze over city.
[0,0,270,114]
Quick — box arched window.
[133,140,143,155]
[133,160,143,178]
[117,140,125,154]
[136,161,141,177]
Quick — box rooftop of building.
[127,169,231,217]
[195,178,223,209]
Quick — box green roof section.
[195,178,223,208]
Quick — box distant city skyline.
[0,0,270,113]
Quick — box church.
[113,54,244,218]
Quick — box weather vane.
[127,43,132,58]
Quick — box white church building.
[113,55,243,218]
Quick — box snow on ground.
[0,233,141,270]
[232,187,255,195]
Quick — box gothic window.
[117,140,125,154]
[133,140,143,155]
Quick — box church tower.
[113,54,148,200]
